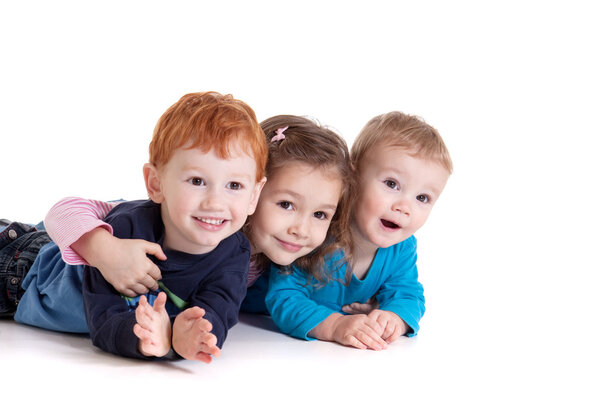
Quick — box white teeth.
[198,217,224,225]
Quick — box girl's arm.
[265,266,387,350]
[44,197,164,297]
[44,197,117,265]
[265,265,335,340]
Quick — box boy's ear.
[143,163,165,203]
[247,177,267,215]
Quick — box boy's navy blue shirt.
[82,200,250,359]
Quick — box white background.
[1,1,599,398]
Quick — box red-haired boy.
[5,92,267,361]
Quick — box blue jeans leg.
[0,222,51,317]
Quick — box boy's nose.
[201,188,225,210]
[392,196,411,215]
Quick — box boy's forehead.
[164,146,257,175]
[190,140,254,161]
[362,145,449,187]
[366,143,434,168]
[362,143,411,168]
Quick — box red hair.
[148,92,267,181]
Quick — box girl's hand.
[341,296,379,315]
[134,292,171,357]
[328,314,388,351]
[72,228,165,297]
[368,309,408,344]
[172,306,221,363]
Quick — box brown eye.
[416,194,430,203]
[314,211,327,220]
[227,182,243,190]
[189,177,204,186]
[278,201,293,211]
[384,179,399,190]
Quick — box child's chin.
[373,234,409,249]
[269,255,296,266]
[267,250,307,266]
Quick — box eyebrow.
[182,165,254,181]
[381,165,406,176]
[423,188,441,198]
[317,203,338,212]
[272,189,338,211]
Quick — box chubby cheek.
[355,198,378,231]
[170,197,194,218]
[411,211,430,233]
[309,224,331,251]
[236,193,258,218]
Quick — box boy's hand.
[341,296,379,315]
[75,228,165,297]
[134,292,171,357]
[368,309,409,344]
[329,314,388,350]
[172,306,221,363]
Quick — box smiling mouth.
[381,219,400,229]
[276,238,303,252]
[195,217,226,226]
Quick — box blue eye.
[189,177,205,186]
[227,182,243,190]
[417,194,430,203]
[384,179,399,190]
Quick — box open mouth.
[381,219,400,229]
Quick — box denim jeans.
[0,222,51,317]
[14,241,88,332]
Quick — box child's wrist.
[72,227,113,266]
[310,313,343,341]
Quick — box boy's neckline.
[349,223,379,279]
[351,249,378,281]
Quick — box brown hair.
[245,115,353,284]
[351,111,453,175]
[148,92,268,181]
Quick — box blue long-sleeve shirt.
[265,236,425,340]
[83,200,249,359]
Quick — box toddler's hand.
[368,309,408,344]
[76,228,165,297]
[133,292,171,357]
[172,306,221,363]
[341,296,379,315]
[331,314,388,351]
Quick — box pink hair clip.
[271,126,288,143]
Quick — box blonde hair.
[149,92,268,182]
[351,111,453,175]
[344,112,452,271]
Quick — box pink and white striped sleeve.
[44,197,120,265]
[247,258,263,287]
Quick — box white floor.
[2,301,597,399]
